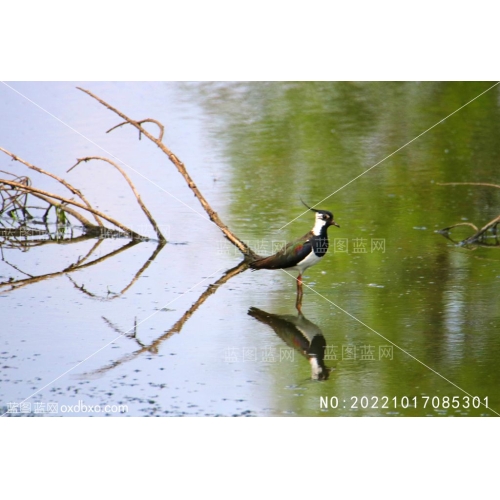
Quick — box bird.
[250,201,340,311]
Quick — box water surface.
[1,82,498,416]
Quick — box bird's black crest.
[301,199,334,219]
[301,199,319,213]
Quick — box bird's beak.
[331,221,340,228]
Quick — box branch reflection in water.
[0,224,165,299]
[82,260,249,378]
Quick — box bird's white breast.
[291,250,323,274]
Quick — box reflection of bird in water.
[248,307,331,380]
[250,202,339,312]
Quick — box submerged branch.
[0,178,142,238]
[461,215,500,245]
[438,182,500,245]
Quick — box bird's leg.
[295,274,303,313]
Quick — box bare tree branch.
[0,178,142,239]
[68,156,166,241]
[77,87,257,260]
[0,146,104,227]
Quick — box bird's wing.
[250,232,313,269]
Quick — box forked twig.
[108,119,164,142]
[68,156,166,241]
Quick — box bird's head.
[302,200,340,234]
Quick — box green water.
[186,81,500,416]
